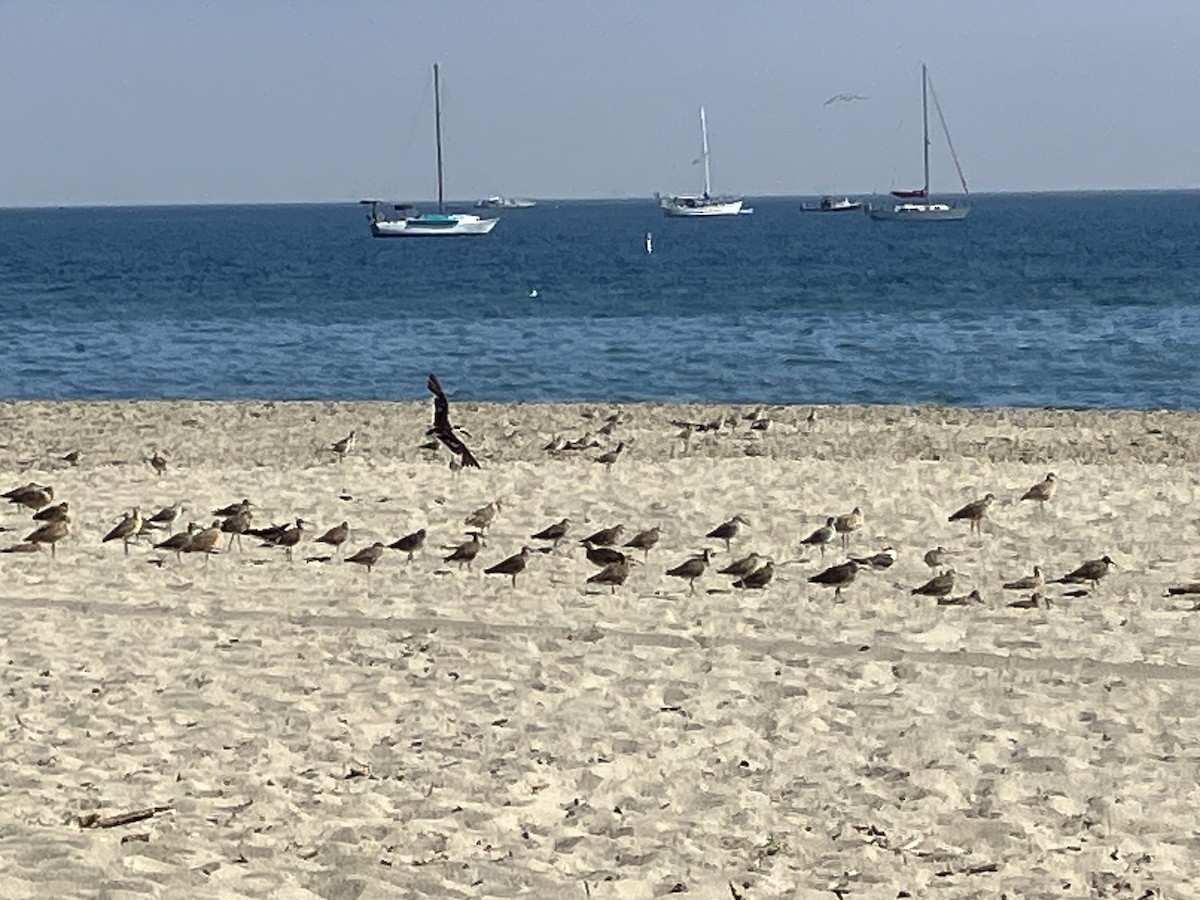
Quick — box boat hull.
[660,196,745,218]
[371,214,499,237]
[865,201,970,222]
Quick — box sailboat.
[659,107,745,217]
[361,64,499,237]
[866,64,970,221]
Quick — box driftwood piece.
[75,805,173,829]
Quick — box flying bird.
[824,92,869,106]
[427,373,481,469]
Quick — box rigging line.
[926,74,969,195]
[396,72,433,197]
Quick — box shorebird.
[587,557,632,594]
[718,552,762,579]
[427,374,481,469]
[912,569,956,599]
[221,507,253,551]
[155,523,197,562]
[213,498,252,518]
[808,560,858,598]
[61,450,80,467]
[331,430,357,462]
[388,528,427,561]
[949,493,995,534]
[148,450,168,476]
[1003,565,1045,591]
[272,519,307,562]
[485,546,533,588]
[146,502,185,530]
[316,521,350,555]
[33,501,70,523]
[184,521,222,563]
[1,542,41,554]
[623,527,660,560]
[1054,555,1116,589]
[850,547,897,570]
[666,549,713,594]
[444,533,485,570]
[923,546,950,569]
[531,518,571,548]
[801,518,836,558]
[596,442,625,473]
[939,589,985,607]
[345,541,385,575]
[583,541,627,568]
[1008,592,1053,610]
[581,524,624,547]
[834,507,863,550]
[25,517,68,558]
[464,499,502,532]
[5,483,53,511]
[733,559,774,590]
[102,507,143,556]
[1020,472,1057,510]
[706,514,749,552]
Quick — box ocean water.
[1,193,1198,408]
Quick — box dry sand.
[2,399,1200,898]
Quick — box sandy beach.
[2,398,1199,898]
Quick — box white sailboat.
[659,107,744,218]
[361,64,498,237]
[866,64,970,222]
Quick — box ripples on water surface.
[0,194,1198,408]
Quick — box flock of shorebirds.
[2,376,1195,608]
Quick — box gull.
[465,499,502,532]
[581,524,624,547]
[733,559,774,590]
[1003,565,1045,591]
[428,373,481,469]
[316,521,350,555]
[155,523,197,562]
[912,569,956,599]
[587,557,632,594]
[5,483,53,511]
[623,527,661,560]
[706,514,750,552]
[834,507,863,550]
[850,547,897,570]
[25,517,69,558]
[666,549,713,594]
[531,518,571,548]
[485,546,533,588]
[808,560,858,599]
[824,92,869,106]
[949,493,995,534]
[33,501,70,524]
[718,552,762,579]
[1054,555,1116,589]
[102,507,143,556]
[1020,472,1057,510]
[596,442,625,473]
[331,430,357,462]
[939,589,985,607]
[388,528,427,561]
[345,542,386,575]
[444,532,485,570]
[801,517,836,558]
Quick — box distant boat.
[476,196,536,209]
[801,195,863,213]
[659,107,744,218]
[361,64,499,237]
[866,64,970,222]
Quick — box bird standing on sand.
[155,523,196,562]
[1009,592,1052,610]
[444,533,485,570]
[316,521,350,555]
[1003,566,1045,591]
[1054,555,1116,589]
[949,493,995,534]
[5,483,53,511]
[834,507,863,550]
[809,560,858,598]
[924,546,950,569]
[221,507,253,551]
[581,524,624,547]
[25,517,69,558]
[801,518,836,558]
[912,569,956,599]
[596,442,625,473]
[427,374,481,469]
[465,500,502,533]
[331,430,357,462]
[389,528,426,561]
[345,542,385,574]
[213,499,252,518]
[733,559,774,590]
[146,502,185,530]
[624,527,660,560]
[148,450,168,476]
[707,515,749,553]
[33,501,70,524]
[1021,473,1057,510]
[531,518,571,548]
[666,549,713,594]
[588,557,632,593]
[184,521,222,563]
[273,519,307,562]
[719,552,761,579]
[583,541,627,568]
[102,507,143,557]
[485,546,533,588]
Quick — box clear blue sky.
[2,1,1196,206]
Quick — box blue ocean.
[1,193,1197,408]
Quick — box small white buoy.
[644,231,653,254]
[529,289,539,298]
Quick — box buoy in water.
[644,232,653,254]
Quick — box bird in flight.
[824,93,869,106]
[427,374,481,469]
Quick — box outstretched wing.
[427,373,481,467]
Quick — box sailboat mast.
[700,106,712,199]
[921,63,930,197]
[433,63,445,213]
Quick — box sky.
[2,1,1198,206]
